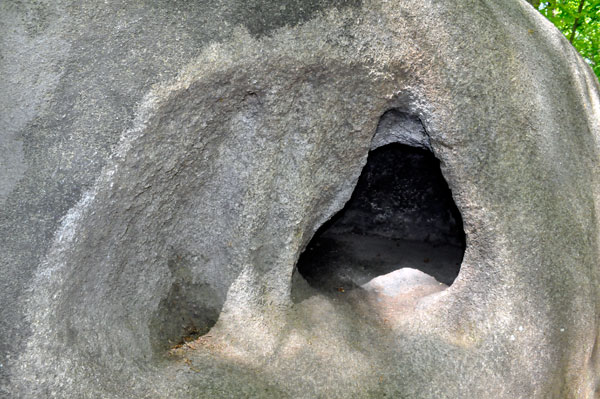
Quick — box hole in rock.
[149,251,222,355]
[296,142,465,299]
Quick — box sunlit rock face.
[1,0,600,397]
[362,267,446,296]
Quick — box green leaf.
[536,0,600,78]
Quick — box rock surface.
[1,0,600,397]
[321,142,466,246]
[362,267,446,297]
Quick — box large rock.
[1,0,599,397]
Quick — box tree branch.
[569,0,586,43]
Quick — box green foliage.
[536,0,600,78]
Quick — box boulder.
[1,0,599,397]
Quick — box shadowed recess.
[296,143,466,295]
[149,249,222,355]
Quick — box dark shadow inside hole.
[149,249,222,356]
[296,143,465,297]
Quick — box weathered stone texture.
[1,0,599,397]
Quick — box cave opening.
[296,142,465,298]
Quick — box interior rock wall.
[324,142,465,246]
